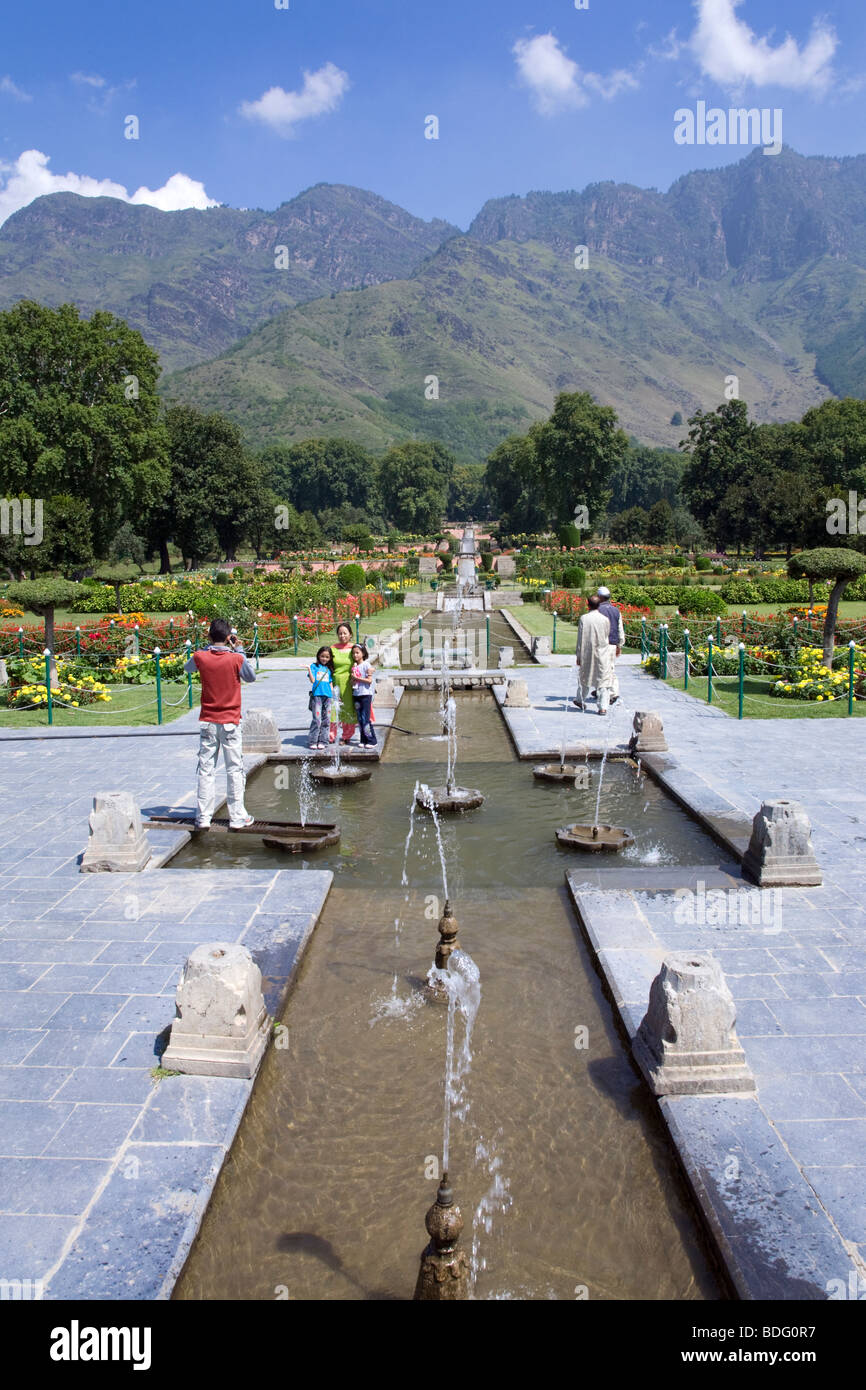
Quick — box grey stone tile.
[41,994,127,1030]
[0,1067,72,1102]
[45,1141,226,1299]
[766,998,866,1036]
[776,1119,866,1168]
[0,1157,110,1215]
[757,1074,866,1121]
[0,1100,74,1156]
[733,998,786,1037]
[131,1075,248,1144]
[0,1214,79,1283]
[43,1104,140,1160]
[54,1067,154,1105]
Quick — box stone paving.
[0,664,391,1298]
[4,647,866,1299]
[499,658,866,1299]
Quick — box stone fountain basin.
[556,823,635,851]
[533,763,592,783]
[310,765,373,785]
[416,786,484,813]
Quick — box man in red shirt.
[184,618,257,830]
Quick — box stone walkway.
[3,651,865,1300]
[0,665,398,1299]
[499,659,866,1299]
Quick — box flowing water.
[172,690,732,1301]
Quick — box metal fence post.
[133,624,140,661]
[661,623,668,680]
[553,611,558,654]
[716,616,722,645]
[154,648,163,724]
[683,630,690,690]
[18,626,24,658]
[185,641,193,709]
[293,615,299,656]
[44,648,53,726]
[741,609,747,636]
[75,626,81,659]
[418,615,424,667]
[738,642,745,720]
[707,636,714,705]
[486,614,490,666]
[253,622,259,672]
[640,617,647,660]
[850,641,856,717]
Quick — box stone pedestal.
[379,636,401,667]
[504,678,531,708]
[0,658,6,686]
[242,709,281,754]
[80,792,151,873]
[419,556,438,577]
[666,652,685,680]
[742,800,822,887]
[633,954,755,1096]
[496,556,516,580]
[374,676,397,709]
[162,942,271,1079]
[497,646,514,669]
[531,636,551,659]
[629,710,668,753]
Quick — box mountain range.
[4,148,866,459]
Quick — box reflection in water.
[172,692,727,1302]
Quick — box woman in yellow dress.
[329,621,357,743]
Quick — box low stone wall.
[391,672,507,690]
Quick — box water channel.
[172,661,733,1301]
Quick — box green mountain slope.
[0,183,459,371]
[163,230,832,458]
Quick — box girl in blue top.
[308,646,335,750]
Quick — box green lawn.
[649,671,865,720]
[504,605,579,652]
[0,681,199,728]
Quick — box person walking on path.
[307,645,334,750]
[184,618,257,829]
[576,595,617,715]
[597,585,625,704]
[329,621,358,744]
[350,643,377,747]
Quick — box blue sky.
[1,0,864,228]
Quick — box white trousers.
[196,722,248,826]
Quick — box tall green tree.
[378,441,454,532]
[152,406,261,569]
[0,301,169,555]
[261,438,378,517]
[485,431,547,534]
[533,391,627,532]
[680,400,755,549]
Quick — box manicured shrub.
[675,587,728,616]
[337,563,366,594]
[695,556,711,572]
[562,565,586,589]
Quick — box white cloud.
[71,72,107,88]
[239,62,350,135]
[0,76,32,102]
[689,0,837,92]
[0,150,219,227]
[513,33,639,115]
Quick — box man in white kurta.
[576,596,617,714]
